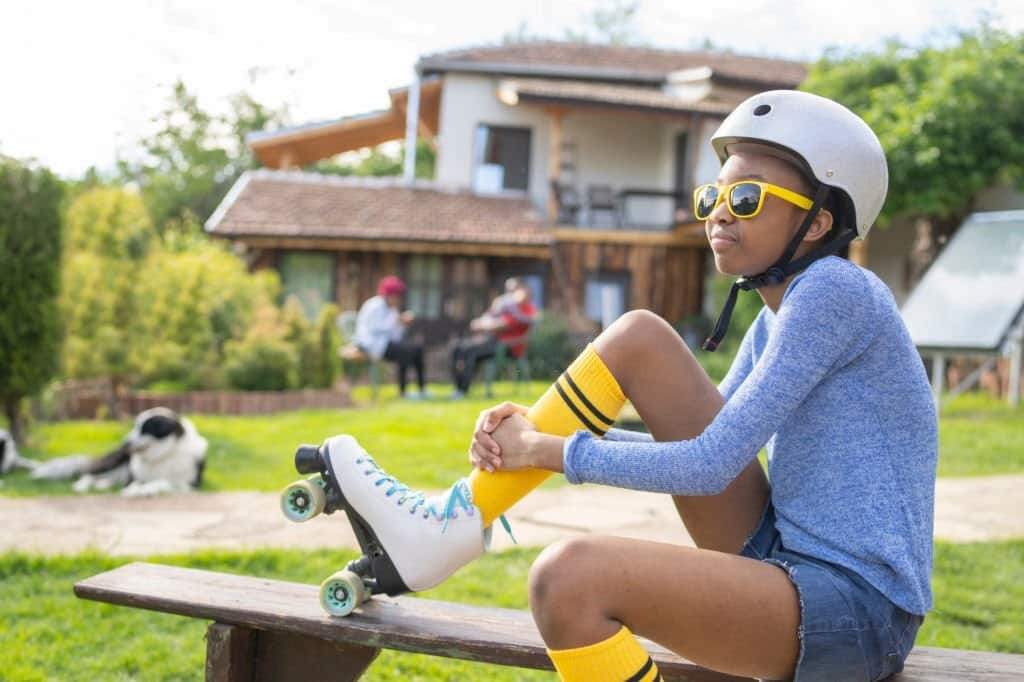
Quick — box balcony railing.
[552,182,694,230]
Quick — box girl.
[312,90,937,681]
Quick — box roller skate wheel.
[280,479,326,522]
[320,570,367,617]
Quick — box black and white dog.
[0,429,38,484]
[30,407,208,496]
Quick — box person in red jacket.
[450,279,536,397]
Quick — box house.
[206,42,809,349]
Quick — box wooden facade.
[243,233,706,347]
[552,241,705,325]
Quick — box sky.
[1,0,1022,178]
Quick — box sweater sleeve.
[604,427,654,443]
[563,266,876,495]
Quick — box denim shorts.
[740,502,923,681]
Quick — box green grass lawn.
[4,381,554,497]
[2,386,1021,497]
[932,393,1024,477]
[1,540,1021,681]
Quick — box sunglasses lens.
[730,183,762,217]
[695,186,718,219]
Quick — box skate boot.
[281,434,504,616]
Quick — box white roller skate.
[281,434,501,616]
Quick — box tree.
[565,0,643,45]
[310,139,436,179]
[61,187,151,406]
[118,80,288,233]
[504,1,645,46]
[0,157,64,442]
[61,188,281,395]
[803,28,1024,231]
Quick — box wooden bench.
[74,562,1024,681]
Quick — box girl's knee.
[529,537,604,619]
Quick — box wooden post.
[206,624,255,682]
[547,108,564,224]
[206,623,380,682]
[1008,324,1023,408]
[931,353,946,408]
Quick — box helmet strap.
[702,185,856,352]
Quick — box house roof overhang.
[246,77,443,168]
[496,78,737,118]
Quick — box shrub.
[224,305,297,391]
[0,158,63,441]
[526,312,577,380]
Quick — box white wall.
[975,184,1024,212]
[435,73,720,226]
[863,218,917,305]
[436,73,552,208]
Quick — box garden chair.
[484,342,531,399]
[336,310,382,402]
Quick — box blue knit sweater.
[563,256,938,615]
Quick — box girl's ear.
[804,207,834,243]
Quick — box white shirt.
[354,295,404,359]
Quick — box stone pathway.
[2,475,1021,557]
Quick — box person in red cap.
[354,276,428,399]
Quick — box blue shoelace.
[356,456,515,542]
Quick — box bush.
[0,158,64,441]
[526,312,577,380]
[61,188,285,392]
[223,305,297,391]
[311,304,342,388]
[224,337,297,391]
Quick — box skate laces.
[355,456,516,543]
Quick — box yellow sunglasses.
[693,181,813,220]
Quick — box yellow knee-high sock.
[469,344,625,527]
[548,626,661,682]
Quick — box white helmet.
[710,90,887,239]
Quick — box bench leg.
[206,623,380,682]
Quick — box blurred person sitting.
[450,278,536,398]
[355,276,428,399]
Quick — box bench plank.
[74,562,1024,681]
[74,562,745,681]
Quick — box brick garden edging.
[50,379,352,419]
[126,388,352,416]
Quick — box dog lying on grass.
[28,407,208,496]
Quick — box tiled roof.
[500,78,738,115]
[206,170,551,246]
[420,42,806,88]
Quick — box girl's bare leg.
[530,535,800,680]
[593,310,769,553]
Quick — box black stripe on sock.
[625,656,655,682]
[555,380,607,436]
[562,372,614,427]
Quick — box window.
[278,251,336,319]
[473,125,531,192]
[584,273,630,328]
[406,255,443,319]
[445,258,489,320]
